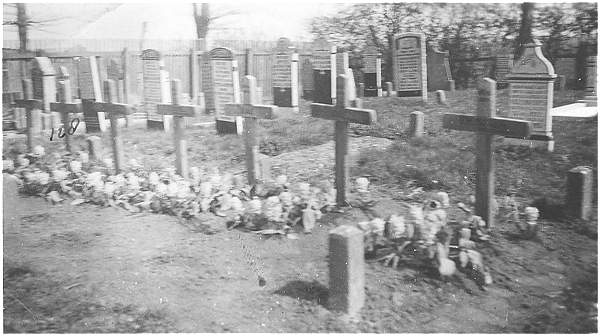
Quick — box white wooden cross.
[443,77,532,228]
[157,79,202,179]
[311,73,377,206]
[89,79,133,173]
[14,79,43,152]
[225,75,278,186]
[49,79,81,154]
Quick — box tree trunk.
[193,3,210,39]
[514,2,534,59]
[16,3,28,52]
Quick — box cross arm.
[443,113,531,139]
[157,104,201,117]
[224,103,277,119]
[49,102,82,114]
[311,103,377,125]
[92,102,133,118]
[14,99,43,110]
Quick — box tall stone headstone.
[55,66,72,103]
[505,40,557,152]
[336,49,349,80]
[141,49,167,129]
[272,37,299,110]
[31,57,56,112]
[312,36,336,104]
[79,56,107,132]
[301,57,314,99]
[426,46,453,92]
[201,47,241,115]
[393,32,427,102]
[363,40,382,97]
[494,47,514,88]
[580,55,597,106]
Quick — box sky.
[3,2,345,42]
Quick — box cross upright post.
[157,79,201,179]
[14,79,43,152]
[224,75,278,186]
[311,74,377,206]
[49,78,81,154]
[91,79,134,173]
[443,77,532,228]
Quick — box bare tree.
[515,2,535,58]
[192,3,240,42]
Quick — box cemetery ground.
[3,89,597,333]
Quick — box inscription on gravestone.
[393,33,427,102]
[202,47,241,115]
[301,57,314,99]
[31,57,56,112]
[426,46,453,91]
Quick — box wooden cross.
[90,79,133,173]
[443,77,531,228]
[49,79,81,153]
[157,79,201,179]
[224,75,278,185]
[14,79,43,152]
[311,74,377,206]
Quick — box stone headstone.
[272,37,299,109]
[554,58,576,89]
[78,56,103,101]
[312,36,336,104]
[202,47,241,115]
[566,166,593,220]
[55,66,72,103]
[363,40,382,97]
[141,49,168,129]
[31,57,56,112]
[581,56,597,106]
[505,40,557,152]
[336,49,349,80]
[494,48,514,88]
[409,111,424,137]
[328,225,365,316]
[107,58,123,81]
[426,46,453,91]
[301,57,314,99]
[393,33,427,102]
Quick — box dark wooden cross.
[49,79,81,153]
[443,77,532,228]
[13,79,43,152]
[224,75,278,185]
[311,73,377,206]
[157,79,201,179]
[90,79,133,173]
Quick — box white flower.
[3,159,14,172]
[264,196,282,222]
[189,167,202,182]
[128,159,141,168]
[436,191,450,208]
[166,182,179,197]
[104,182,116,195]
[69,160,82,173]
[276,175,288,186]
[86,172,104,189]
[199,182,212,198]
[32,145,45,156]
[52,169,69,182]
[148,172,160,185]
[370,218,386,235]
[230,196,244,212]
[37,172,50,185]
[102,158,113,168]
[279,191,293,208]
[16,155,29,167]
[219,193,233,211]
[247,197,262,214]
[356,177,369,193]
[156,183,168,195]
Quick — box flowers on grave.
[69,160,82,173]
[16,155,30,168]
[3,159,14,173]
[78,151,89,164]
[32,145,45,157]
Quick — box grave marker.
[566,166,593,220]
[409,111,424,138]
[443,78,531,228]
[90,80,134,173]
[31,57,56,114]
[426,46,453,91]
[579,55,597,106]
[14,79,43,152]
[157,79,201,179]
[55,66,72,103]
[336,49,349,80]
[393,33,427,102]
[224,75,278,185]
[79,56,107,133]
[311,74,377,206]
[202,47,241,115]
[49,79,82,154]
[328,225,365,316]
[301,57,314,99]
[312,36,336,104]
[142,49,170,130]
[505,40,557,152]
[87,135,103,161]
[272,37,299,111]
[363,40,382,97]
[494,47,514,88]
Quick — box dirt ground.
[3,165,597,333]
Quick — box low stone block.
[216,116,243,135]
[566,166,593,220]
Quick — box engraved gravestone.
[426,46,453,91]
[312,36,336,104]
[393,33,427,102]
[31,57,56,112]
[336,49,349,81]
[363,40,382,97]
[79,56,107,132]
[202,47,241,115]
[301,57,314,99]
[272,37,299,110]
[505,40,557,152]
[141,49,166,129]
